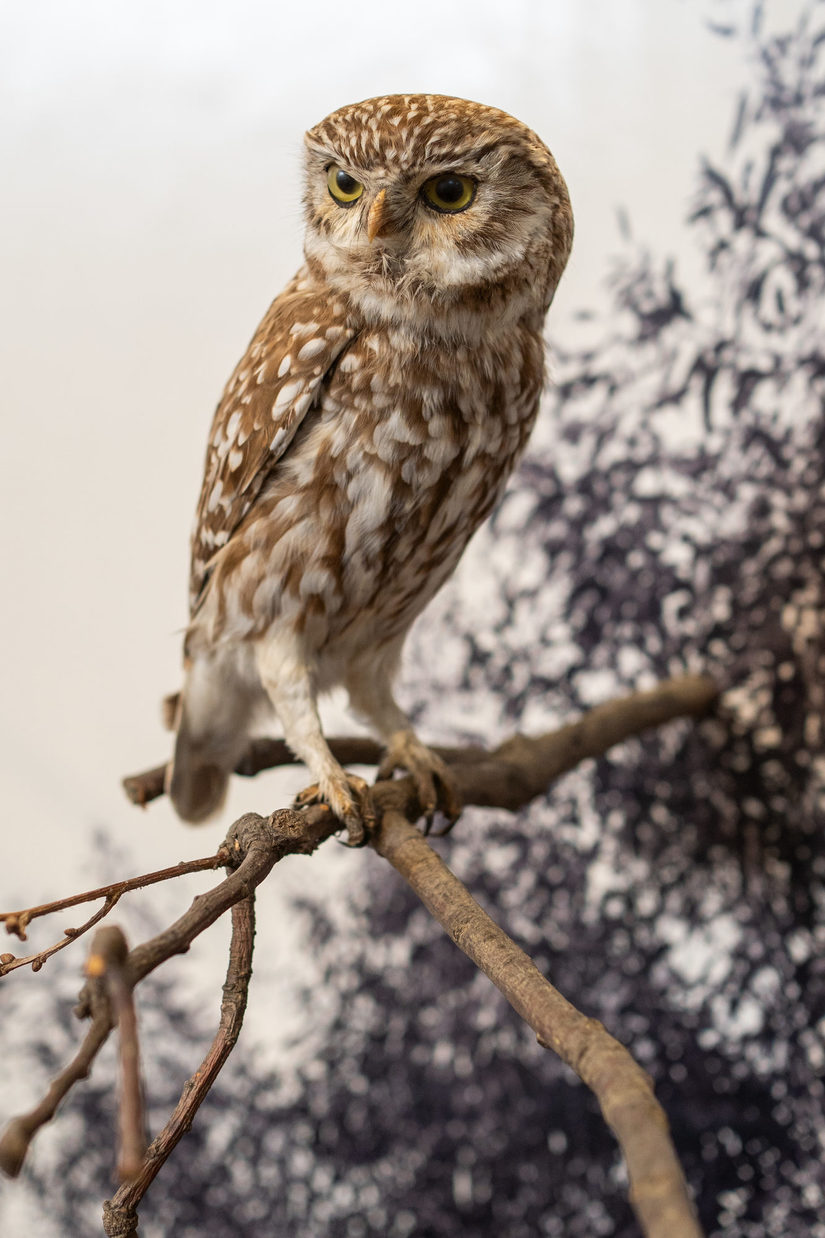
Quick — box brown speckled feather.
[190,270,357,609]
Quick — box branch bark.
[122,673,718,811]
[1,673,718,1235]
[374,809,703,1238]
[103,894,256,1236]
[1,852,229,976]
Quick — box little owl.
[167,93,573,844]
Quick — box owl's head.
[302,94,572,338]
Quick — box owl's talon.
[377,731,462,834]
[293,773,374,847]
[293,782,320,810]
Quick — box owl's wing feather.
[189,269,357,610]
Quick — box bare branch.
[438,672,718,816]
[87,927,147,1182]
[1,674,719,1230]
[122,735,490,806]
[122,808,336,990]
[373,809,704,1238]
[0,968,113,1178]
[122,673,718,809]
[0,809,337,1180]
[0,851,230,976]
[102,894,256,1236]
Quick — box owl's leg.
[345,650,462,832]
[167,650,258,823]
[255,640,374,846]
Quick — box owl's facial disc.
[303,94,573,330]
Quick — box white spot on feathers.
[207,481,223,513]
[272,380,304,417]
[297,337,327,361]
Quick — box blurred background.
[3,2,823,1236]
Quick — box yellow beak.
[366,188,390,243]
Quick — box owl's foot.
[293,772,375,847]
[377,730,462,834]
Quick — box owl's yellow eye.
[420,173,476,214]
[327,165,364,206]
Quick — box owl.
[167,93,573,844]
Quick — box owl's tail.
[165,653,257,824]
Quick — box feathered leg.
[345,640,462,830]
[255,638,374,845]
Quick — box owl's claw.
[376,731,463,834]
[293,772,375,847]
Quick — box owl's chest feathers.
[338,318,543,459]
[206,319,543,649]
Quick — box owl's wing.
[189,269,357,610]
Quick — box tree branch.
[122,673,718,811]
[0,963,113,1178]
[373,809,703,1238]
[86,927,148,1183]
[0,673,719,1234]
[122,809,336,990]
[0,811,335,1182]
[0,851,230,976]
[102,894,256,1236]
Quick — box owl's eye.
[327,165,365,206]
[420,173,476,214]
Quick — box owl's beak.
[366,188,392,243]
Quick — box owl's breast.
[193,320,544,653]
[329,320,544,476]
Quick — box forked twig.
[0,673,719,1236]
[0,851,230,976]
[0,809,337,1183]
[103,895,256,1235]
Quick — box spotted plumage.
[167,93,573,842]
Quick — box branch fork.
[0,674,717,1238]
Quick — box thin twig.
[0,851,230,976]
[0,810,336,1180]
[87,927,147,1182]
[1,894,121,977]
[102,894,256,1236]
[0,973,112,1178]
[372,809,704,1238]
